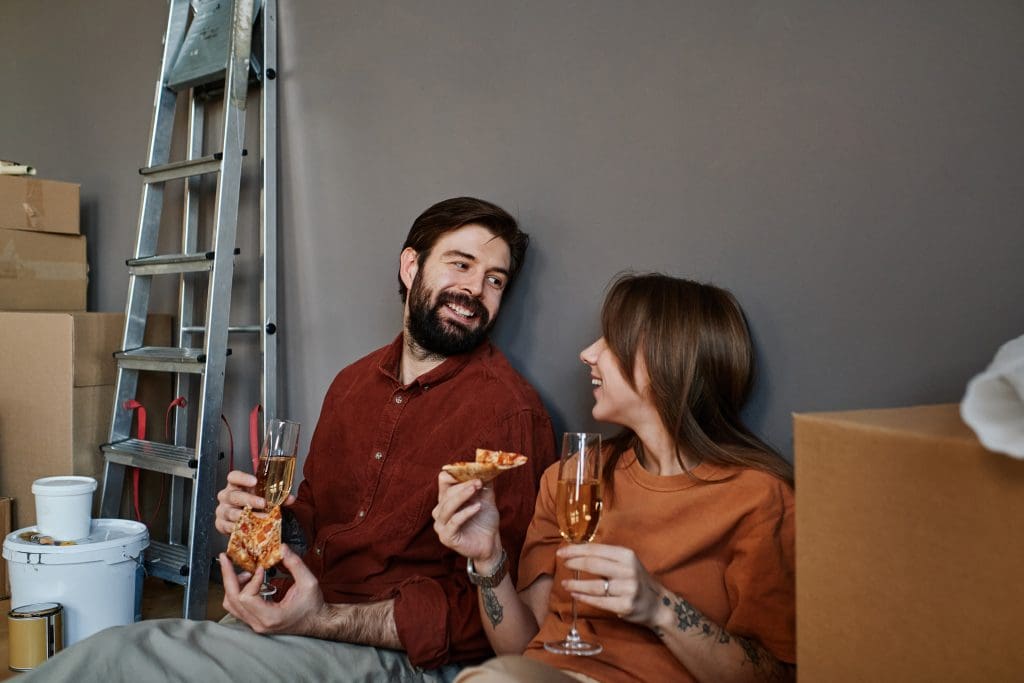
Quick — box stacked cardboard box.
[0,312,173,530]
[0,175,87,310]
[0,497,9,598]
[795,404,1024,681]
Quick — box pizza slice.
[442,448,528,483]
[226,504,283,573]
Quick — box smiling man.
[24,197,556,683]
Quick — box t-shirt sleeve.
[723,486,796,663]
[391,407,557,668]
[516,462,562,591]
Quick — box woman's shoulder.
[703,463,794,520]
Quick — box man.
[25,197,556,682]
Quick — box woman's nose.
[580,338,601,366]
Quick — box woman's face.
[579,337,652,427]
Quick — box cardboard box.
[0,228,88,311]
[0,175,80,234]
[0,312,173,529]
[0,496,10,599]
[794,404,1024,681]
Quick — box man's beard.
[406,274,492,357]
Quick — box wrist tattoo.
[660,595,794,681]
[482,586,504,627]
[663,595,719,639]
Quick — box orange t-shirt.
[518,449,795,682]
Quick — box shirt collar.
[377,333,490,389]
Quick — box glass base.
[259,582,278,601]
[543,639,603,656]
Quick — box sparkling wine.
[256,454,296,507]
[556,479,603,543]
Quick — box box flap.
[794,404,980,444]
[0,176,80,234]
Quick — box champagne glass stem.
[567,567,582,642]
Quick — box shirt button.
[358,510,366,518]
[315,546,322,556]
[374,451,383,461]
[394,395,404,404]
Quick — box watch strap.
[466,549,508,588]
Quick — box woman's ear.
[399,247,419,291]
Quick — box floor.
[0,578,227,679]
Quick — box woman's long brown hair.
[599,273,793,488]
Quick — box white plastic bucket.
[3,519,149,646]
[31,476,97,540]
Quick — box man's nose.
[459,274,485,297]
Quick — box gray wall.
[3,1,1023,467]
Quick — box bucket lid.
[2,519,149,566]
[31,476,97,496]
[9,603,62,618]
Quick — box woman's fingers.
[558,543,631,562]
[446,502,482,532]
[560,554,630,579]
[432,477,482,524]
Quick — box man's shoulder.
[465,343,548,415]
[328,342,395,387]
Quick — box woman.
[433,273,795,682]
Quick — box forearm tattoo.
[657,595,794,682]
[482,586,504,627]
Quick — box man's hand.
[432,472,502,569]
[215,470,297,536]
[218,545,327,635]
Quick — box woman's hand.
[559,543,666,629]
[431,472,502,567]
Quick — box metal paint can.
[7,602,63,672]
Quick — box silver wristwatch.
[466,549,508,588]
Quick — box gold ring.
[603,578,610,596]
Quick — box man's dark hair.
[398,197,529,302]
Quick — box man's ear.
[399,247,419,291]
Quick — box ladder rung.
[182,324,263,335]
[140,151,246,183]
[140,154,223,183]
[115,346,231,373]
[102,439,197,478]
[127,248,241,275]
[145,541,190,583]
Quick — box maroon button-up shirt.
[289,335,556,669]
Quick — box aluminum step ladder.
[100,0,278,619]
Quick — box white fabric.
[961,333,1024,458]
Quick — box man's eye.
[452,262,468,270]
[487,275,505,289]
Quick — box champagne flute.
[544,432,603,656]
[254,418,300,599]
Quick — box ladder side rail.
[101,0,193,519]
[169,94,207,546]
[260,0,279,427]
[184,0,258,620]
[124,0,194,355]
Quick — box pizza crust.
[442,448,528,483]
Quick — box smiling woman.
[435,272,796,683]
